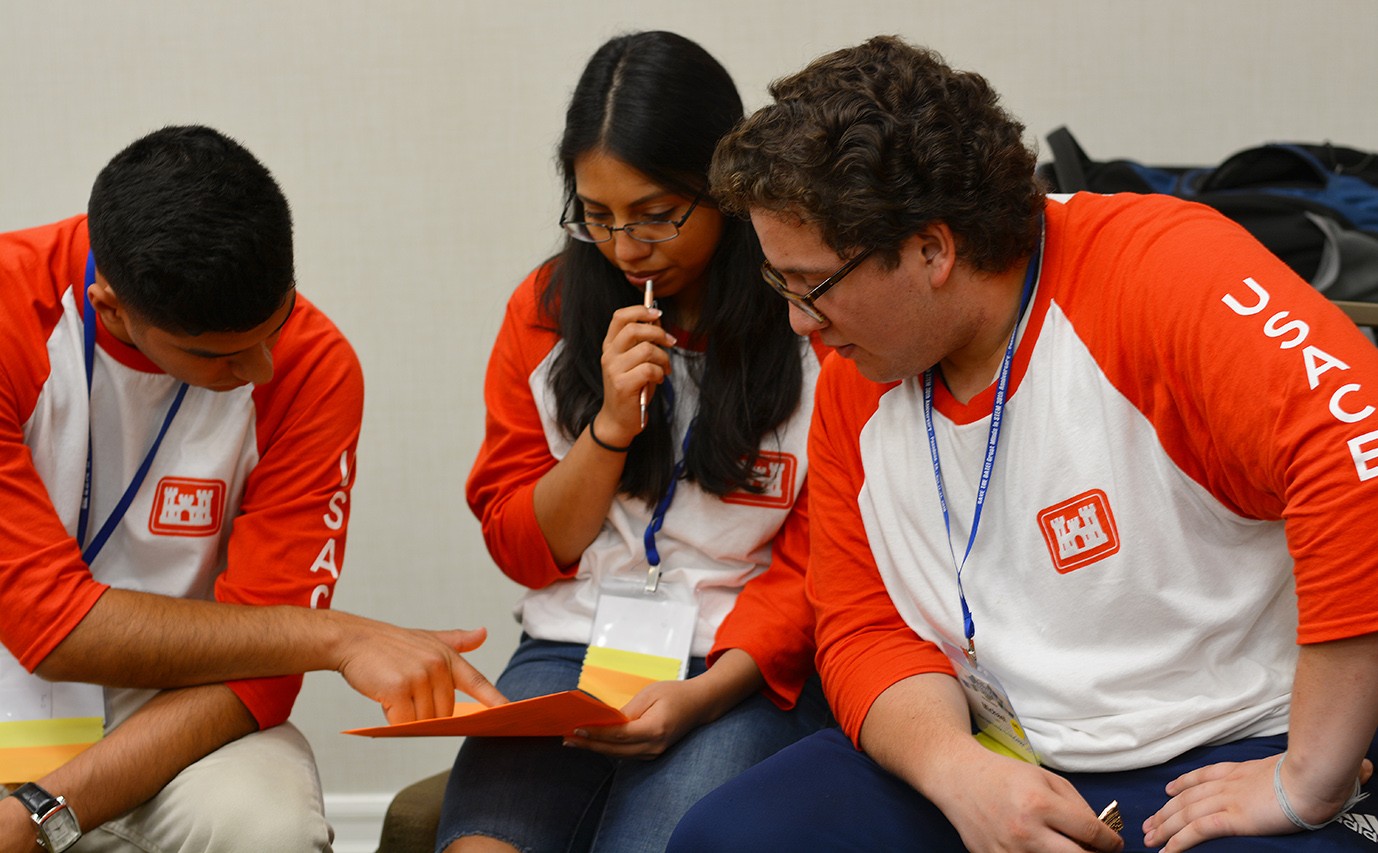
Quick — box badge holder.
[923,230,1044,766]
[577,565,699,710]
[940,640,1040,765]
[1,649,104,781]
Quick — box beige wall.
[3,0,1376,804]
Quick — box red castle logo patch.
[148,477,226,537]
[721,451,796,509]
[1037,488,1120,573]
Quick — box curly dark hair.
[710,35,1043,273]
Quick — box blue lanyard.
[924,225,1043,664]
[78,252,189,564]
[642,379,693,592]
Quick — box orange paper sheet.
[0,742,94,783]
[0,716,104,781]
[343,690,628,738]
[576,664,656,710]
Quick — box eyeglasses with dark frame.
[761,247,876,324]
[560,192,704,244]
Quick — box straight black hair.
[88,125,294,335]
[540,30,805,503]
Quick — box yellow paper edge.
[582,646,681,681]
[974,730,1032,762]
[0,717,104,749]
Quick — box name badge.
[1,649,104,782]
[578,575,698,709]
[940,640,1039,764]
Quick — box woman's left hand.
[562,678,716,759]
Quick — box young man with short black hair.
[0,126,502,852]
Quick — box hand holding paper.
[565,648,767,760]
[563,678,708,759]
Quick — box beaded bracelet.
[588,420,632,453]
[1274,753,1369,831]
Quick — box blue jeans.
[435,635,831,853]
[668,727,1378,852]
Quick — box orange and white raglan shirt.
[0,215,363,730]
[810,192,1378,771]
[465,263,821,707]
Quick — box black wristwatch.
[11,783,81,852]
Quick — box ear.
[87,273,133,343]
[911,222,959,287]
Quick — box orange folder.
[343,690,628,738]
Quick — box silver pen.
[639,279,654,428]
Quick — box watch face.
[42,809,81,850]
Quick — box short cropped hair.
[87,125,294,335]
[710,36,1043,272]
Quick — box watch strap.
[11,783,57,818]
[11,783,80,852]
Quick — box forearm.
[691,649,767,722]
[531,415,628,567]
[858,672,983,796]
[36,589,358,686]
[0,685,254,850]
[36,590,504,725]
[858,674,1121,851]
[1283,632,1378,814]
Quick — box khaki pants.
[71,723,333,853]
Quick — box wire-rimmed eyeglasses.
[561,192,703,244]
[761,247,875,324]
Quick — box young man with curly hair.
[670,36,1378,853]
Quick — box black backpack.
[1038,126,1378,303]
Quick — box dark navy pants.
[668,727,1378,852]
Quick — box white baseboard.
[325,792,391,853]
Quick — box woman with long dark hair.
[436,30,828,853]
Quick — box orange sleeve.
[218,297,364,728]
[709,477,815,709]
[0,217,110,670]
[808,354,955,746]
[1050,195,1378,645]
[709,334,832,708]
[465,267,571,589]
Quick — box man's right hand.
[330,614,506,723]
[928,749,1124,852]
[36,590,508,725]
[861,674,1124,853]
